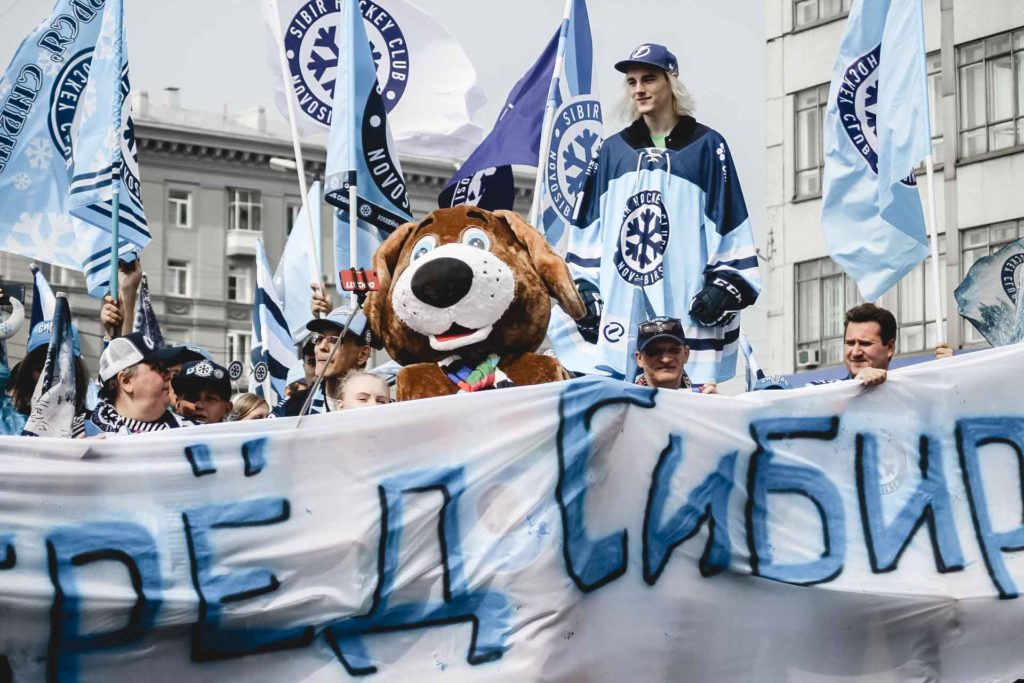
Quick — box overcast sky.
[0,0,765,230]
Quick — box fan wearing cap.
[634,316,713,393]
[77,332,195,436]
[10,319,89,420]
[278,305,373,416]
[172,360,233,425]
[561,43,761,387]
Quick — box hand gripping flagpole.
[268,0,323,293]
[107,0,126,300]
[528,0,573,228]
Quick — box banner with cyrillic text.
[2,346,1024,681]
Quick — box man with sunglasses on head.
[75,332,196,436]
[634,316,717,393]
[278,305,373,416]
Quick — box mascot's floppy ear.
[365,219,418,347]
[494,210,586,320]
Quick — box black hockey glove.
[574,278,602,344]
[689,277,743,327]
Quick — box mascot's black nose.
[411,257,474,308]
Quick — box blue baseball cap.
[754,374,792,391]
[306,305,372,346]
[172,359,232,401]
[27,319,82,357]
[615,43,679,76]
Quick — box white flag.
[263,0,486,159]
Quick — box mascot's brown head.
[365,206,586,365]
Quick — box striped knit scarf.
[439,353,514,393]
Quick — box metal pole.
[924,154,945,343]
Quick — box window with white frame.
[227,263,253,303]
[957,30,1024,159]
[794,83,829,199]
[167,259,190,297]
[226,331,252,367]
[795,240,947,368]
[286,200,301,235]
[228,189,262,231]
[793,0,851,30]
[961,219,1024,344]
[167,188,193,228]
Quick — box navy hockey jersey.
[547,117,761,384]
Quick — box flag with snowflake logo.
[0,0,137,296]
[264,0,485,159]
[821,0,931,302]
[68,0,150,254]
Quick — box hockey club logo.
[836,45,916,187]
[48,49,92,165]
[546,96,602,220]
[614,190,670,286]
[252,362,269,384]
[118,66,142,205]
[631,45,652,59]
[1001,253,1024,303]
[359,203,373,218]
[285,0,409,128]
[227,360,244,381]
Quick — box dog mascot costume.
[365,206,587,401]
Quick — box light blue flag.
[325,0,412,293]
[538,0,603,253]
[251,240,296,407]
[0,0,134,296]
[955,238,1024,347]
[274,182,323,342]
[68,0,150,252]
[821,0,931,302]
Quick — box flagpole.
[108,0,126,299]
[924,154,945,342]
[528,0,573,228]
[268,0,322,286]
[346,0,359,299]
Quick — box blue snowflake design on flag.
[835,45,916,187]
[285,0,409,128]
[613,190,670,287]
[545,96,602,221]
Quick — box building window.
[167,188,193,228]
[227,264,252,303]
[793,0,851,29]
[961,218,1024,344]
[795,240,947,368]
[957,30,1024,159]
[226,331,252,367]
[926,51,945,166]
[794,83,829,199]
[228,189,262,231]
[286,200,302,235]
[167,259,190,297]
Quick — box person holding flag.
[553,44,761,386]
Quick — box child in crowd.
[338,371,391,410]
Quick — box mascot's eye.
[462,227,491,251]
[411,236,436,261]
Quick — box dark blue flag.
[132,273,165,348]
[439,29,560,211]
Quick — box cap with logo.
[637,316,688,352]
[171,359,232,401]
[306,305,372,346]
[98,332,180,382]
[615,43,679,77]
[753,374,792,391]
[27,319,82,357]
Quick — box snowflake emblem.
[10,213,80,267]
[624,209,668,269]
[25,137,53,170]
[307,25,339,96]
[35,51,62,78]
[562,128,600,196]
[12,173,31,191]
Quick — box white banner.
[263,0,485,159]
[2,346,1024,681]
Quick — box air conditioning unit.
[796,348,821,369]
